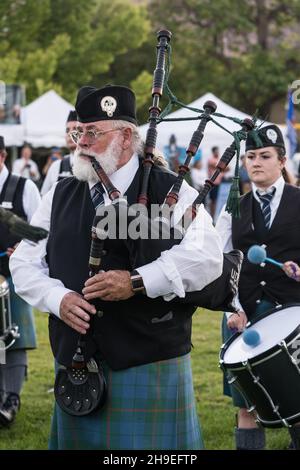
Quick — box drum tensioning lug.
[219,358,226,371]
[279,339,300,376]
[247,405,258,420]
[242,359,288,427]
[227,375,237,385]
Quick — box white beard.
[73,137,122,183]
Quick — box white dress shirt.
[10,153,223,318]
[41,153,74,196]
[12,158,40,182]
[216,175,285,252]
[215,175,285,315]
[0,165,41,222]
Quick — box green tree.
[147,0,300,116]
[0,0,150,105]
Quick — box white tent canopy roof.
[139,92,288,162]
[21,90,74,148]
[0,124,24,147]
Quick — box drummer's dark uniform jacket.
[232,184,300,318]
[47,163,196,370]
[0,174,26,277]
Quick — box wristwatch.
[130,270,146,295]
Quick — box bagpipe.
[0,207,48,243]
[54,29,256,417]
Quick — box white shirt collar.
[88,153,139,195]
[0,165,9,192]
[252,175,285,202]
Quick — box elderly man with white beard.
[10,84,223,450]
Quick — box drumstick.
[247,245,283,268]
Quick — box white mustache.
[77,149,98,159]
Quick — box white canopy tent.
[0,124,24,147]
[139,92,288,167]
[21,90,74,148]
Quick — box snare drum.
[0,274,19,349]
[220,304,300,428]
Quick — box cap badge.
[100,96,117,117]
[266,128,278,144]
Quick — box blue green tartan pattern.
[49,353,203,450]
[8,277,37,350]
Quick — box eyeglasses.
[69,128,119,145]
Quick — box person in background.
[239,154,251,194]
[0,135,41,427]
[207,146,224,219]
[189,155,207,191]
[12,144,40,183]
[41,111,77,196]
[163,134,182,173]
[42,147,63,180]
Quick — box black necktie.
[90,182,105,210]
[256,188,276,229]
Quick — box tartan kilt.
[49,353,203,450]
[8,277,37,350]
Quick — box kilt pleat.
[49,353,203,450]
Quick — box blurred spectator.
[239,154,251,194]
[42,147,63,178]
[12,144,40,183]
[207,146,223,218]
[41,111,77,196]
[190,157,207,191]
[163,134,182,172]
[164,134,202,174]
[292,144,300,186]
[0,105,5,122]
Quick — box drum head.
[223,304,300,365]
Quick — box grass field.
[0,308,289,450]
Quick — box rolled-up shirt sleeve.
[215,205,233,252]
[137,181,223,300]
[215,204,244,316]
[9,184,72,318]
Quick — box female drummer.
[216,124,300,450]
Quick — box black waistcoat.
[47,162,196,370]
[0,174,26,277]
[232,184,300,317]
[58,156,73,180]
